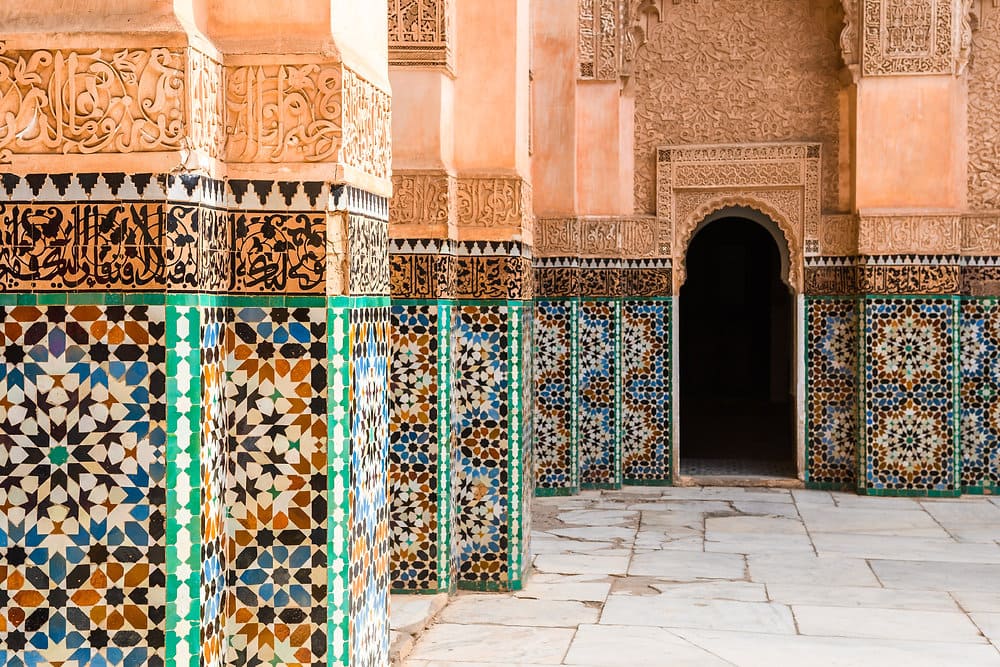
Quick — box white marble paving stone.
[952,590,1000,613]
[798,506,949,537]
[438,596,599,628]
[731,500,801,518]
[919,500,1000,543]
[673,628,1000,667]
[391,593,449,634]
[513,581,612,602]
[705,532,816,555]
[648,580,769,602]
[830,492,936,510]
[533,553,631,576]
[791,488,836,506]
[792,604,987,643]
[811,532,1000,563]
[705,515,807,534]
[556,509,638,525]
[765,583,959,612]
[629,549,746,580]
[406,624,575,664]
[870,559,1000,591]
[747,554,881,587]
[600,594,798,634]
[562,624,729,666]
[971,612,1000,643]
[546,526,636,541]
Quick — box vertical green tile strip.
[327,298,351,667]
[952,297,962,489]
[613,298,623,488]
[436,301,454,590]
[856,297,867,492]
[507,302,525,589]
[165,304,201,667]
[570,298,580,490]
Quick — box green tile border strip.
[164,304,202,667]
[570,298,580,491]
[507,300,526,591]
[613,298,623,489]
[535,486,580,497]
[436,301,455,591]
[326,298,352,667]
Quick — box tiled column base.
[578,298,623,490]
[533,298,579,496]
[804,297,859,490]
[960,297,1000,494]
[453,301,531,591]
[388,301,456,593]
[859,296,960,496]
[622,298,673,484]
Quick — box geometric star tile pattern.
[960,298,1000,492]
[863,297,959,494]
[578,300,621,489]
[622,299,672,483]
[806,298,858,489]
[533,300,577,493]
[0,303,168,667]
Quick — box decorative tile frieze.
[534,299,578,493]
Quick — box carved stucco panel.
[861,0,956,75]
[388,0,454,69]
[632,0,841,215]
[0,46,186,161]
[969,5,1000,210]
[456,177,531,228]
[391,172,455,227]
[963,214,1000,254]
[341,68,392,181]
[819,214,860,255]
[857,215,962,254]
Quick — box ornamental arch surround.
[656,142,822,295]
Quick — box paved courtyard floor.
[402,486,1000,666]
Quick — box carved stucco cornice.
[962,212,1000,254]
[856,212,963,254]
[388,0,455,73]
[535,216,669,258]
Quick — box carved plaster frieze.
[224,62,342,163]
[535,218,580,256]
[861,0,957,75]
[657,143,821,292]
[857,214,962,254]
[579,0,622,79]
[963,213,1000,254]
[968,3,1000,210]
[819,214,860,256]
[187,49,224,162]
[390,171,456,227]
[0,46,186,161]
[341,68,392,182]
[456,176,532,229]
[534,216,666,258]
[388,0,455,71]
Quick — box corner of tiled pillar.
[0,3,393,667]
[385,0,461,595]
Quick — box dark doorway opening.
[679,217,795,478]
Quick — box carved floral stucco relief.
[861,0,956,75]
[857,215,963,254]
[969,4,1000,210]
[632,0,842,216]
[388,0,454,69]
[534,216,668,258]
[658,143,822,292]
[0,46,186,161]
[456,177,532,230]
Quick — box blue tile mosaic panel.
[960,298,1000,492]
[349,302,391,666]
[388,303,455,592]
[805,298,858,488]
[533,299,577,494]
[0,302,167,667]
[622,299,672,483]
[862,297,959,494]
[578,300,622,489]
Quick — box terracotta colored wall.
[855,76,968,210]
[531,0,578,217]
[577,81,627,216]
[391,69,455,171]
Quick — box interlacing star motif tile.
[960,299,1000,491]
[864,298,957,492]
[578,301,619,488]
[0,304,167,667]
[533,300,574,491]
[806,298,859,487]
[622,300,672,483]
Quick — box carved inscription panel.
[969,5,1000,210]
[862,0,955,74]
[632,0,842,215]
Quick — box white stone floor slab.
[401,488,1000,666]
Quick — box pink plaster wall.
[391,70,455,172]
[855,76,968,210]
[531,0,579,217]
[577,81,629,216]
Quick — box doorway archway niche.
[657,143,819,482]
[676,207,800,478]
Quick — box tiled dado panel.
[622,299,672,484]
[533,299,578,495]
[861,298,960,495]
[389,303,456,592]
[0,298,168,667]
[578,300,622,489]
[805,298,859,489]
[960,298,1000,493]
[453,303,530,591]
